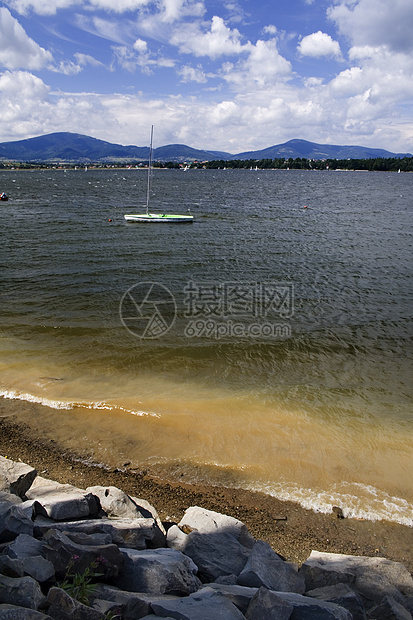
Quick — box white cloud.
[2,0,149,15]
[2,0,82,16]
[170,15,246,58]
[74,53,106,68]
[263,25,277,36]
[298,31,342,59]
[328,0,413,54]
[133,38,147,53]
[0,7,53,70]
[178,64,208,83]
[158,0,205,23]
[221,39,291,90]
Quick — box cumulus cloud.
[328,0,413,53]
[0,7,53,70]
[298,31,342,59]
[170,15,246,58]
[221,38,291,90]
[178,64,208,83]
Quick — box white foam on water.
[249,479,413,527]
[0,389,159,418]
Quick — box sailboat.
[124,126,194,223]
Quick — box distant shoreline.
[1,399,412,572]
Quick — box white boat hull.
[124,213,193,223]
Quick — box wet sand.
[0,403,412,572]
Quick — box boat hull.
[124,213,193,223]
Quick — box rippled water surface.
[0,167,412,523]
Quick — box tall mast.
[146,125,153,215]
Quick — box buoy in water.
[108,218,112,222]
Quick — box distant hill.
[0,132,410,163]
[0,132,230,163]
[231,139,410,161]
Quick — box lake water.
[0,167,412,525]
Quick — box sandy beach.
[1,405,412,573]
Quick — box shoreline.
[0,411,412,572]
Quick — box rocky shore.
[0,415,413,619]
[1,453,413,620]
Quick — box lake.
[0,167,412,524]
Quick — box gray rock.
[0,605,52,619]
[90,584,166,620]
[34,515,163,549]
[0,504,34,543]
[306,583,366,620]
[178,506,255,548]
[237,540,305,594]
[129,496,166,535]
[86,486,166,535]
[86,486,145,519]
[44,587,105,620]
[166,523,187,550]
[245,586,294,620]
[367,595,412,620]
[150,586,246,619]
[1,536,55,582]
[0,556,24,578]
[0,457,37,499]
[42,529,123,580]
[206,583,258,614]
[0,575,45,611]
[25,477,99,521]
[276,592,353,619]
[5,534,44,559]
[179,530,251,582]
[0,495,21,508]
[301,552,413,609]
[114,547,201,595]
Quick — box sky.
[0,0,412,154]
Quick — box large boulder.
[43,587,105,620]
[168,507,254,582]
[34,515,164,549]
[0,503,34,543]
[276,592,353,619]
[42,529,123,580]
[178,506,255,548]
[150,586,246,620]
[4,534,54,583]
[237,539,305,594]
[245,586,294,620]
[25,477,99,521]
[0,605,52,619]
[0,575,45,611]
[0,457,37,499]
[306,583,366,620]
[114,547,201,595]
[366,595,412,620]
[86,486,166,534]
[90,584,154,620]
[301,552,413,609]
[174,529,251,582]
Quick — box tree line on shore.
[0,156,412,171]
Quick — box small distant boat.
[124,126,193,224]
[0,192,8,201]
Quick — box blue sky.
[0,0,412,154]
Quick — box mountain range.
[0,132,410,163]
